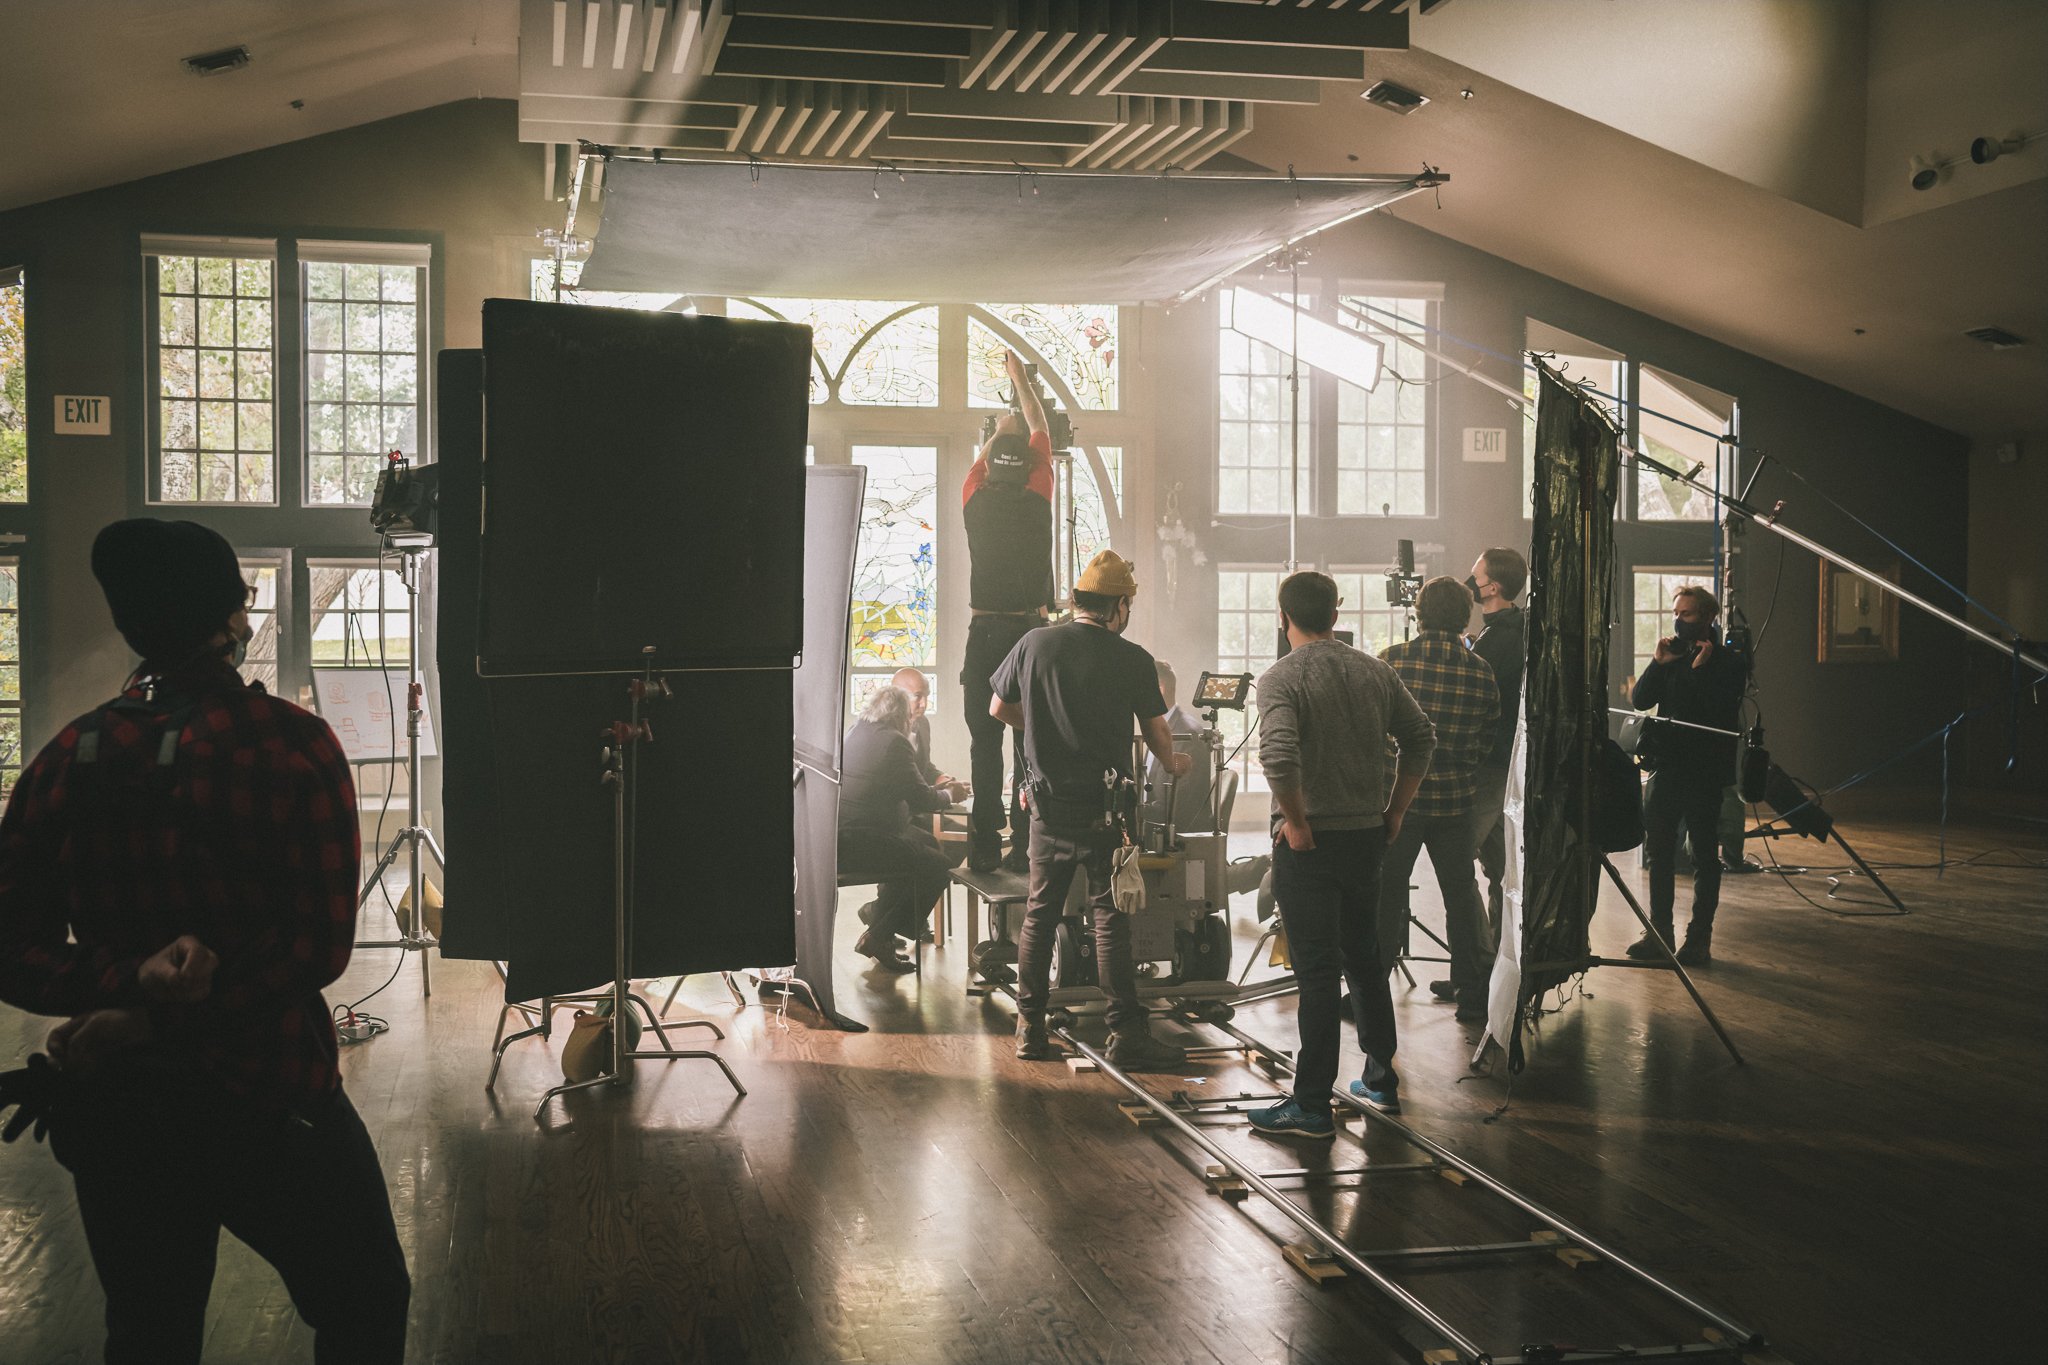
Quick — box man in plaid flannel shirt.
[0,519,408,1365]
[1379,577,1500,1020]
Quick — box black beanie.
[91,519,247,664]
[985,432,1033,485]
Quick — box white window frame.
[299,241,432,508]
[143,235,280,507]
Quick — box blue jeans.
[1273,828,1398,1108]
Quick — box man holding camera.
[0,519,408,1365]
[1630,585,1745,966]
[961,349,1055,873]
[1248,572,1434,1139]
[992,551,1192,1071]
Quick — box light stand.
[354,536,446,997]
[533,649,746,1120]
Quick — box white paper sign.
[55,395,111,435]
[1462,427,1507,462]
[311,668,438,762]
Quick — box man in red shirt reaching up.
[960,348,1057,873]
[0,519,409,1365]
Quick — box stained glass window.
[1337,294,1429,516]
[738,298,937,407]
[849,444,938,718]
[1071,448,1117,572]
[305,258,423,505]
[155,254,275,503]
[240,560,281,694]
[0,269,25,503]
[0,559,19,800]
[967,304,1119,410]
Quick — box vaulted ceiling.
[2,0,2041,442]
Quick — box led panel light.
[1224,288,1382,391]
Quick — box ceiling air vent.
[183,45,252,77]
[1361,81,1429,115]
[1964,326,2027,350]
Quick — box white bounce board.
[310,668,437,763]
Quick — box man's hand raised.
[138,934,217,1004]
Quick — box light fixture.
[1971,133,2030,164]
[182,45,251,76]
[1361,80,1429,115]
[1223,289,1383,391]
[1908,155,1949,191]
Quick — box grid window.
[240,560,282,694]
[1337,294,1430,515]
[154,254,275,503]
[305,260,423,504]
[1332,562,1431,657]
[1630,568,1711,690]
[1,268,25,502]
[1216,567,1287,787]
[310,562,409,668]
[1217,310,1311,516]
[0,559,19,800]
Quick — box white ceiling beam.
[904,87,1121,124]
[642,1,666,73]
[1115,70,1325,104]
[722,16,974,59]
[741,0,997,23]
[1142,40,1366,81]
[889,115,1099,146]
[1166,0,1408,49]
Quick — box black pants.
[1472,763,1510,931]
[1273,829,1397,1109]
[961,614,1040,848]
[839,825,952,941]
[1015,820,1145,1033]
[50,1073,409,1365]
[1380,809,1491,998]
[1644,769,1726,936]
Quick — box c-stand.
[353,537,446,997]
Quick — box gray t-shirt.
[1256,638,1436,833]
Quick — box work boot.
[967,837,1002,874]
[1000,841,1031,875]
[1106,1027,1186,1072]
[855,900,877,927]
[855,927,915,974]
[1015,1016,1053,1061]
[1626,920,1675,960]
[1427,979,1458,1002]
[1675,926,1713,967]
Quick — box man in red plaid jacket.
[1379,577,1500,1021]
[0,519,408,1365]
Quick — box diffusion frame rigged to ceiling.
[567,150,1446,305]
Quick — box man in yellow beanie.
[989,551,1192,1070]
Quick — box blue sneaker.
[1348,1078,1401,1114]
[1246,1099,1336,1140]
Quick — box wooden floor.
[1,813,2042,1364]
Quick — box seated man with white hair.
[837,684,964,972]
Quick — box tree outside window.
[0,270,26,503]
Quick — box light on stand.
[1222,287,1383,391]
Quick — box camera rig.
[1383,537,1423,609]
[978,361,1075,452]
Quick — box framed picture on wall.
[1817,560,1900,663]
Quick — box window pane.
[310,563,411,668]
[0,560,19,799]
[155,254,274,502]
[839,306,940,407]
[1335,294,1430,515]
[1,275,27,502]
[239,561,281,694]
[1636,367,1733,521]
[849,446,939,719]
[1214,567,1287,789]
[967,304,1119,410]
[1217,297,1311,515]
[304,258,426,505]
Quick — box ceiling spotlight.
[1970,134,2028,165]
[1909,155,1948,192]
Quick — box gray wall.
[1138,210,1977,800]
[0,100,552,832]
[0,97,1994,818]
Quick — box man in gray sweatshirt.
[1248,571,1435,1140]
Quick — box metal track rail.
[1212,1018,1769,1355]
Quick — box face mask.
[1673,617,1710,643]
[225,622,252,668]
[1465,575,1485,604]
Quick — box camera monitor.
[1194,671,1254,711]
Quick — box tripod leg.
[1831,830,1909,914]
[357,836,406,912]
[1600,857,1743,1065]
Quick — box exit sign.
[55,395,111,435]
[1462,426,1507,462]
